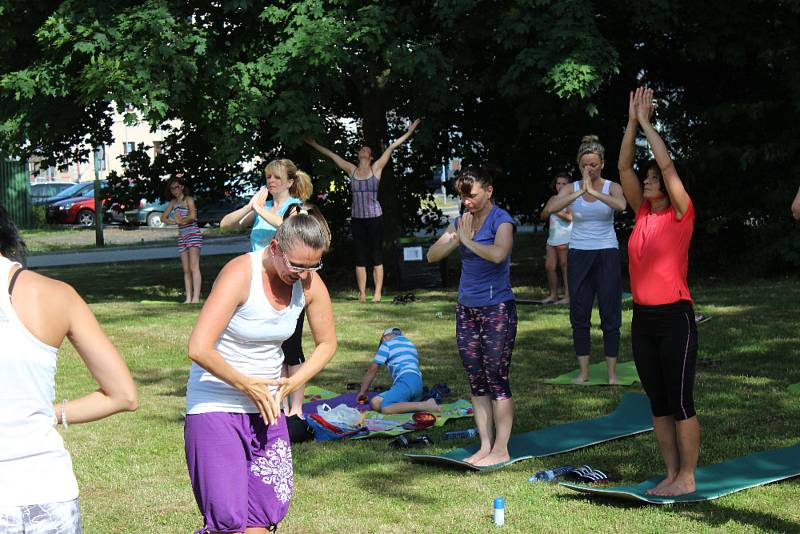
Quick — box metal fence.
[0,159,30,226]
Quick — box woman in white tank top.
[539,172,573,304]
[184,208,337,533]
[0,206,138,534]
[544,136,627,385]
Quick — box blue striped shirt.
[373,335,421,382]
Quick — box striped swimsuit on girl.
[175,204,203,253]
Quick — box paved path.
[28,236,250,268]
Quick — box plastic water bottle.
[529,469,556,482]
[444,428,478,439]
[528,465,575,482]
[493,497,505,527]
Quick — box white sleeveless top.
[186,250,305,414]
[547,210,572,247]
[569,180,619,250]
[0,256,79,506]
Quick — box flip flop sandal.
[402,412,437,430]
[408,435,433,447]
[695,314,712,324]
[389,435,413,449]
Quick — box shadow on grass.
[134,367,188,391]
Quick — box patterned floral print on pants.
[0,499,82,534]
[456,300,518,400]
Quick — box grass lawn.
[35,235,800,533]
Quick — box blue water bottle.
[529,469,556,482]
[528,465,575,482]
[493,497,505,527]
[444,428,478,439]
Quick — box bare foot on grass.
[571,375,589,385]
[608,375,619,385]
[358,293,366,303]
[555,298,569,305]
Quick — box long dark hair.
[0,204,27,265]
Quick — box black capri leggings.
[631,300,698,421]
[282,309,305,366]
[351,216,383,267]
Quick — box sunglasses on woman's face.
[277,246,323,273]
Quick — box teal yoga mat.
[561,443,800,504]
[544,360,640,386]
[405,392,652,471]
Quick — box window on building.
[123,142,136,155]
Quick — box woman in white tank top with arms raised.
[544,136,627,385]
[0,205,138,534]
[184,209,337,533]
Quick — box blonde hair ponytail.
[291,170,313,201]
[576,135,605,165]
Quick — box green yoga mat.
[562,443,800,504]
[545,360,640,386]
[788,383,800,395]
[405,392,652,471]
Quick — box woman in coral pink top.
[618,87,699,498]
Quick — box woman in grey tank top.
[544,136,627,384]
[305,118,421,303]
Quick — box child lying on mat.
[356,327,440,414]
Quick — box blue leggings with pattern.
[455,300,518,400]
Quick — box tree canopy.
[1,1,799,274]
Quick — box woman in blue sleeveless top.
[428,167,517,467]
[544,136,627,384]
[305,118,421,303]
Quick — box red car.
[45,181,122,227]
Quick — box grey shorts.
[0,498,81,534]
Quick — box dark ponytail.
[0,204,27,265]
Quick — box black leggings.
[281,309,305,366]
[632,301,698,421]
[351,216,383,267]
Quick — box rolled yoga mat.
[405,392,653,471]
[561,442,800,504]
[544,360,640,386]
